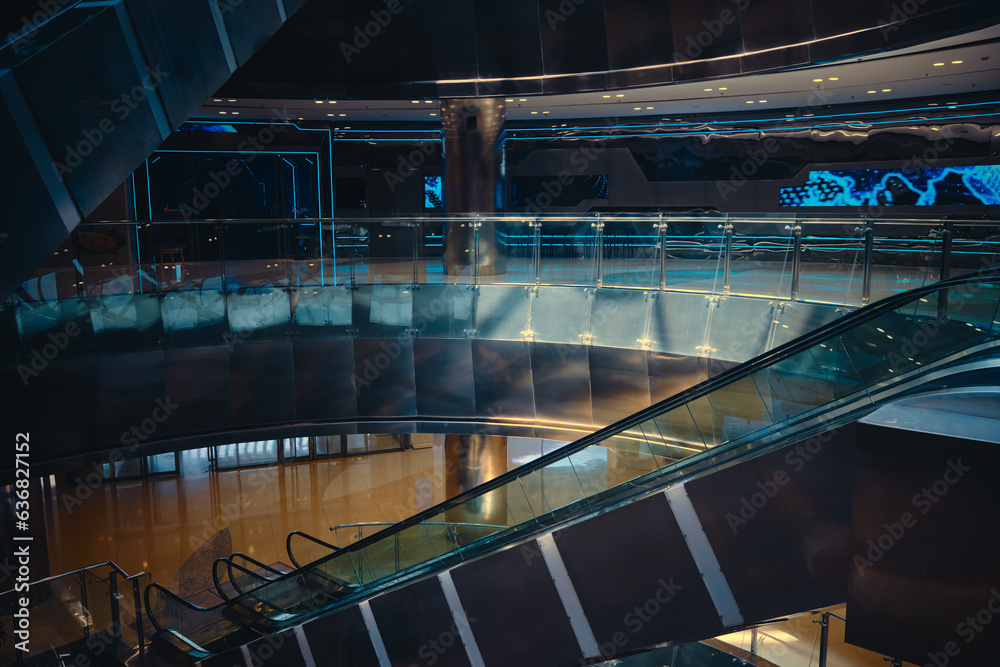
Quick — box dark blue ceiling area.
[218,0,999,99]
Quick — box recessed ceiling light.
[339,113,346,116]
[213,98,222,102]
[505,98,513,102]
[933,62,945,66]
[531,111,538,114]
[813,78,823,82]
[542,110,549,114]
[867,90,877,93]
[828,77,839,81]
[634,107,641,110]
[329,101,337,104]
[424,100,433,103]
[882,88,891,92]
[704,88,713,92]
[411,100,420,103]
[927,102,938,106]
[228,99,236,102]
[519,98,527,101]
[646,106,653,109]
[758,100,766,103]
[430,112,437,116]
[951,60,963,64]
[718,87,727,91]
[231,111,239,114]
[219,111,226,114]
[746,100,754,103]
[315,100,324,104]
[327,113,334,116]
[616,94,624,97]
[602,94,611,98]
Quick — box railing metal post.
[473,214,482,287]
[787,223,803,301]
[657,213,667,291]
[861,221,874,306]
[133,578,146,663]
[79,571,90,638]
[533,218,542,286]
[940,219,952,281]
[394,533,400,572]
[818,614,829,667]
[411,219,419,287]
[108,572,121,643]
[722,217,734,296]
[217,224,228,293]
[594,214,604,288]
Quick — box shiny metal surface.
[531,341,594,427]
[442,98,506,275]
[413,338,477,418]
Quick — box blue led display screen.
[425,176,442,208]
[779,165,1000,207]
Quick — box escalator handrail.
[212,557,278,602]
[228,552,289,577]
[144,581,227,633]
[286,530,340,569]
[147,271,1000,633]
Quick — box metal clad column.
[441,98,506,277]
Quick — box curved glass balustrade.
[141,272,1000,655]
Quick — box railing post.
[861,220,874,306]
[79,571,90,638]
[133,578,146,663]
[411,219,419,287]
[217,224,228,293]
[473,214,482,287]
[533,218,542,286]
[787,222,803,301]
[593,214,605,288]
[940,219,952,281]
[108,572,122,644]
[818,613,829,667]
[656,213,667,291]
[722,217,734,296]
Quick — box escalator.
[144,272,1000,663]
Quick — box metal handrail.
[144,582,227,633]
[0,560,142,597]
[212,558,276,601]
[286,530,340,569]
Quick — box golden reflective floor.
[41,443,459,587]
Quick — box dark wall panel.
[244,630,306,667]
[555,493,722,649]
[589,346,651,426]
[685,427,854,623]
[603,0,675,69]
[738,0,814,51]
[353,337,418,417]
[370,576,472,667]
[164,346,232,436]
[474,0,544,79]
[669,0,744,62]
[95,351,166,445]
[293,338,358,421]
[471,340,535,423]
[302,606,380,666]
[537,0,609,75]
[846,424,1000,667]
[450,545,583,667]
[221,0,284,68]
[230,340,296,426]
[530,341,593,426]
[413,338,477,418]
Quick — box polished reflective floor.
[39,436,578,589]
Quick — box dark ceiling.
[218,0,1000,100]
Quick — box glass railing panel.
[601,218,660,289]
[284,221,324,286]
[662,217,726,293]
[869,227,943,301]
[595,433,662,490]
[137,222,224,292]
[497,218,538,284]
[7,572,89,662]
[649,403,709,454]
[413,220,446,284]
[535,218,599,286]
[949,223,1000,279]
[90,292,164,350]
[410,284,475,338]
[363,220,420,285]
[729,221,795,299]
[218,222,288,289]
[703,372,776,443]
[225,287,291,340]
[797,223,865,305]
[330,222,370,286]
[160,290,227,334]
[291,284,353,329]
